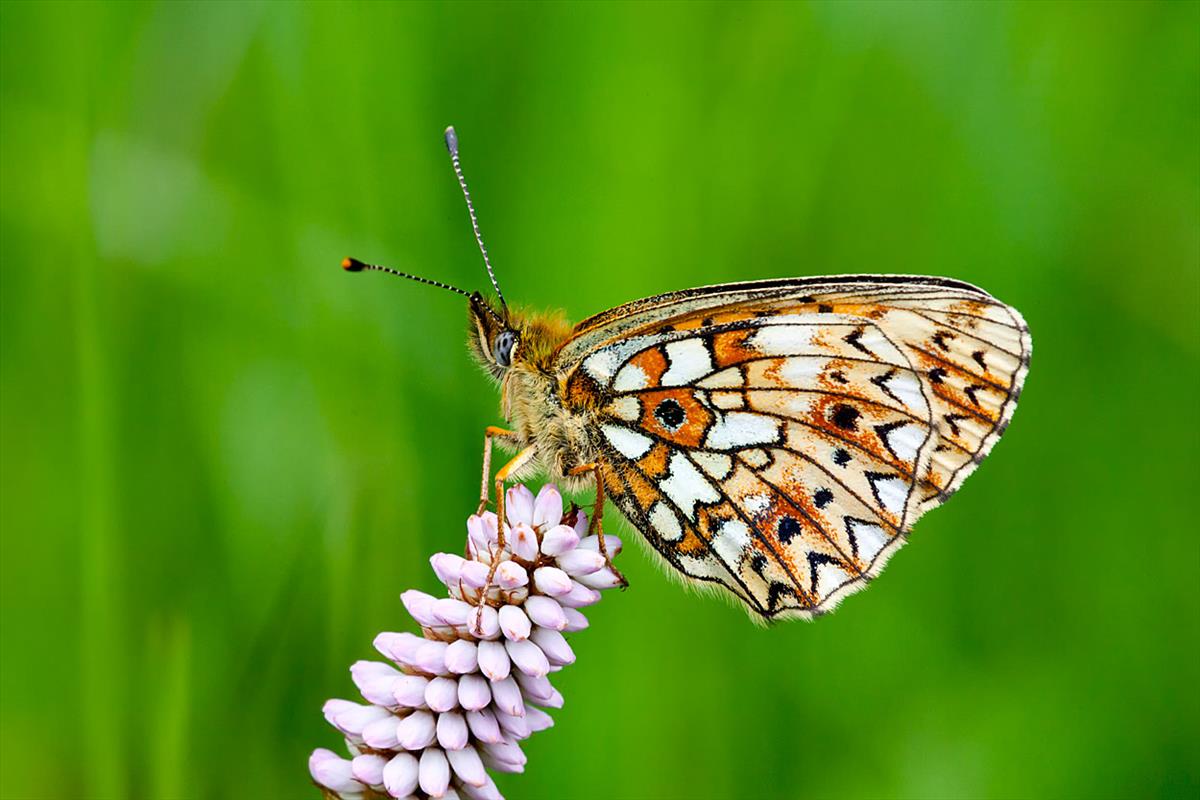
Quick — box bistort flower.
[311,483,623,800]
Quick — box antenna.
[341,257,506,326]
[444,126,507,313]
[341,257,472,299]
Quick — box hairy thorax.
[500,364,597,488]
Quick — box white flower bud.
[542,688,565,709]
[468,604,500,639]
[509,522,539,562]
[539,524,580,556]
[532,484,564,528]
[351,753,387,789]
[495,560,528,589]
[476,639,511,681]
[459,559,490,589]
[466,515,490,557]
[392,674,428,708]
[444,639,478,674]
[374,631,423,665]
[479,511,500,540]
[532,566,572,596]
[489,676,525,718]
[530,627,575,666]
[576,567,624,589]
[525,706,554,733]
[578,533,623,556]
[512,672,555,704]
[457,672,491,711]
[322,699,359,729]
[330,702,390,736]
[382,752,419,798]
[396,709,437,750]
[424,676,459,713]
[430,552,465,587]
[465,708,504,744]
[432,597,473,626]
[446,744,488,788]
[562,607,589,632]
[498,604,531,641]
[495,708,531,740]
[414,640,449,675]
[361,713,401,749]
[401,590,440,626]
[467,775,504,800]
[556,548,606,576]
[350,660,400,707]
[505,639,550,678]
[437,710,470,750]
[482,754,524,774]
[481,738,527,767]
[557,580,601,608]
[505,485,535,526]
[309,749,362,794]
[523,595,567,630]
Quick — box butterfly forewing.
[558,276,1030,619]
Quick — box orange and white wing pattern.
[558,276,1030,619]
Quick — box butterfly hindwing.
[560,276,1030,619]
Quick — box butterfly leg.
[472,445,539,630]
[567,462,629,589]
[477,426,516,515]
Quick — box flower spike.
[311,482,623,799]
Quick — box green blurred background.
[2,1,1198,798]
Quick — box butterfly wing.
[556,276,1030,619]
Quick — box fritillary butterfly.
[344,128,1031,621]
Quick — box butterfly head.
[345,126,573,379]
[467,291,519,378]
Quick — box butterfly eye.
[493,330,518,367]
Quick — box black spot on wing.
[777,516,801,545]
[654,398,686,430]
[831,404,860,431]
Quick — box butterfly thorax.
[491,309,599,485]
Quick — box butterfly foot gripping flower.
[310,483,622,800]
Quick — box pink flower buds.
[311,483,624,800]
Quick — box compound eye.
[493,330,517,367]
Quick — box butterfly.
[343,127,1031,621]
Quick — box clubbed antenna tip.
[444,126,458,156]
[341,256,365,272]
